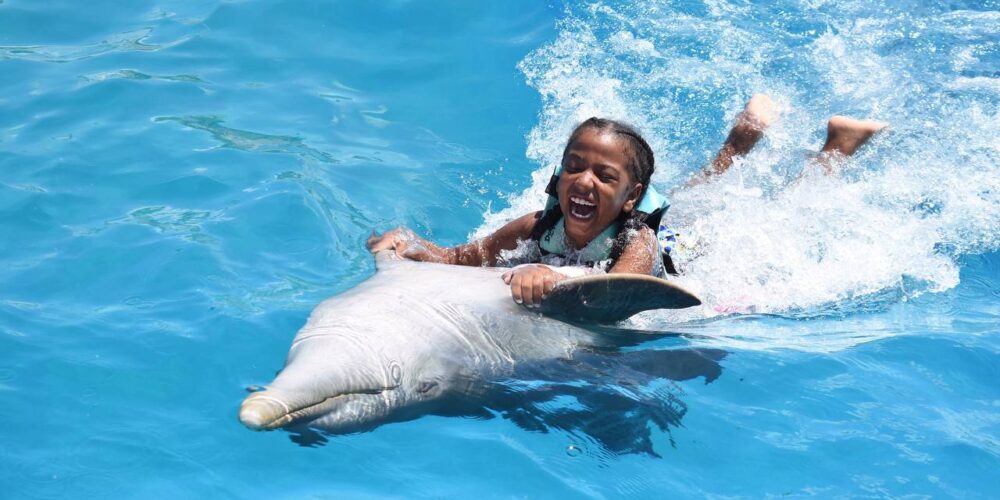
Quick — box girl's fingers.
[518,272,535,306]
[367,228,405,253]
[510,273,525,304]
[523,280,535,306]
[508,266,562,307]
[530,272,546,306]
[393,240,408,257]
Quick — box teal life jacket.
[536,217,620,266]
[527,165,678,274]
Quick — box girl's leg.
[815,116,888,174]
[700,94,779,180]
[684,98,886,185]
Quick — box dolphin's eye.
[417,381,438,394]
[389,362,401,384]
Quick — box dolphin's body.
[240,253,723,452]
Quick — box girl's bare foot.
[814,116,888,174]
[705,94,780,177]
[821,116,888,156]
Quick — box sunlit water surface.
[1,0,998,497]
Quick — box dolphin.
[239,252,724,452]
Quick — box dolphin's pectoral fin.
[577,325,679,349]
[577,347,728,384]
[510,348,726,385]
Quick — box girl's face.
[557,128,642,249]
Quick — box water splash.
[477,1,1000,331]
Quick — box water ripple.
[154,115,338,164]
[0,28,193,63]
[79,69,207,86]
[71,205,227,244]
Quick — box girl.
[368,95,885,306]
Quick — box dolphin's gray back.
[299,257,597,367]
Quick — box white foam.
[475,1,1000,350]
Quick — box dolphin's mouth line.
[285,387,389,424]
[241,386,395,430]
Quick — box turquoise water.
[2,0,999,497]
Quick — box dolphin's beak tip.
[239,395,285,431]
[239,406,267,430]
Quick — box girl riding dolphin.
[368,95,886,307]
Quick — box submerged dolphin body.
[240,252,724,453]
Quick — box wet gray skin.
[239,251,623,433]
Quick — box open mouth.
[568,196,597,220]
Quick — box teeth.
[570,196,595,206]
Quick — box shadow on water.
[476,347,727,457]
[287,345,727,457]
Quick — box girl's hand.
[501,264,566,307]
[367,227,439,262]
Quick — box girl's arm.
[366,211,541,266]
[607,225,659,274]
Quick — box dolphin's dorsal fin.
[537,273,701,324]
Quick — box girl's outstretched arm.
[367,211,541,267]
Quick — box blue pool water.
[2,0,999,497]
